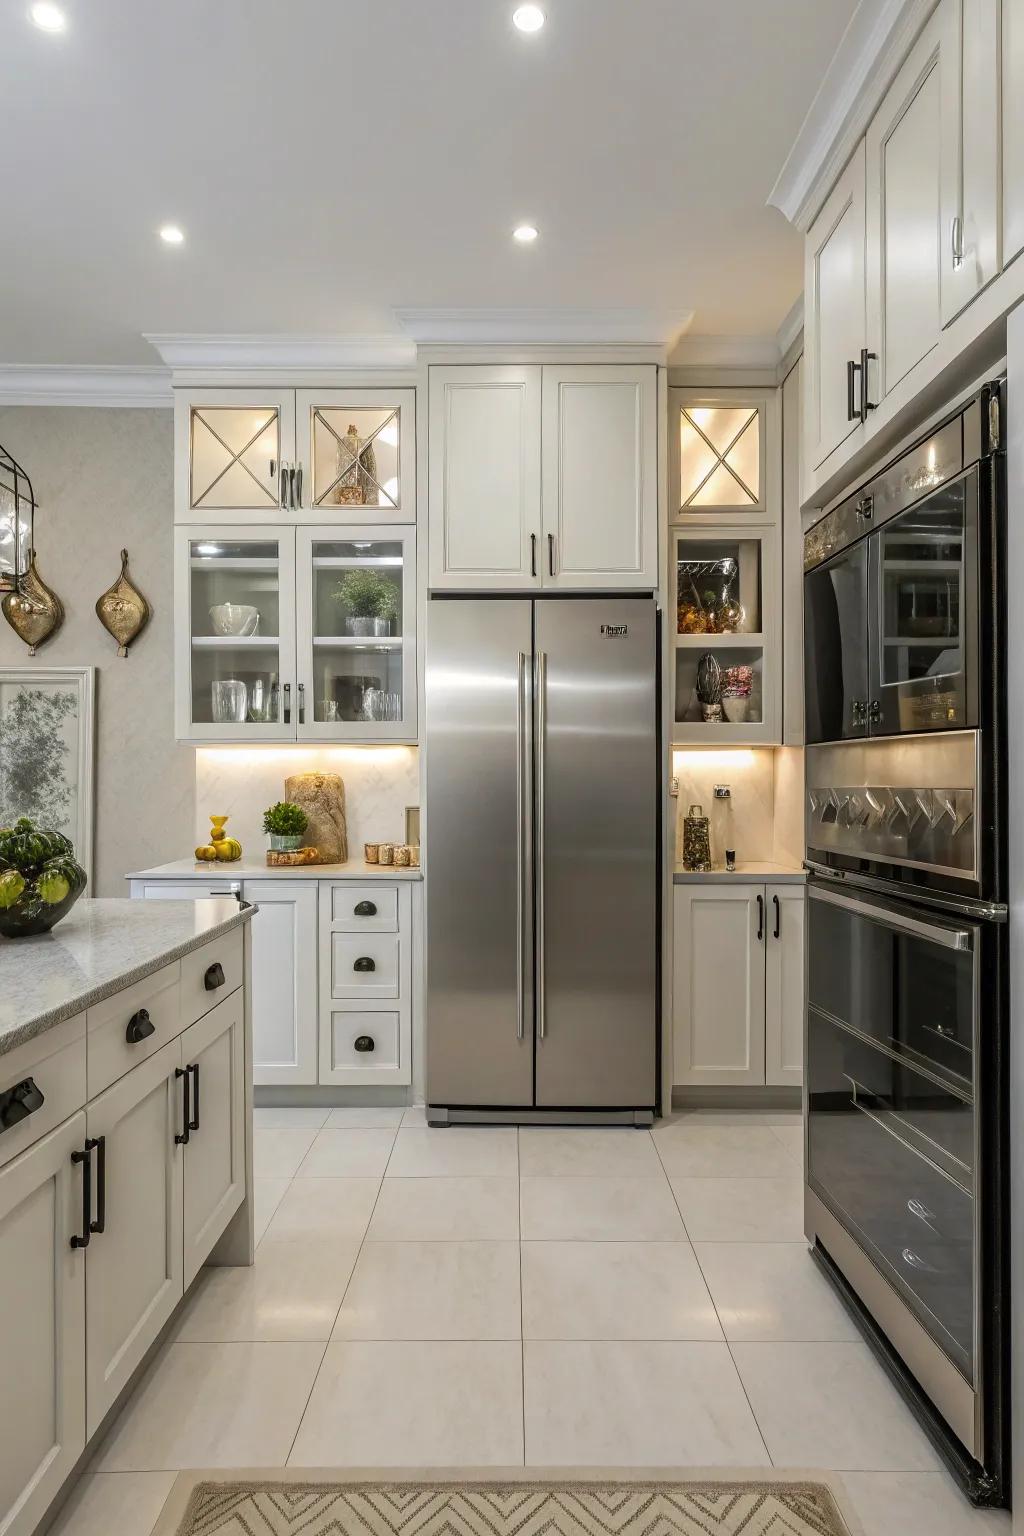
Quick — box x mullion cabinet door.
[175,389,295,523]
[295,389,415,523]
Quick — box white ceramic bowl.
[209,603,259,637]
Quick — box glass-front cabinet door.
[175,527,297,742]
[296,526,417,741]
[294,390,415,523]
[174,390,294,522]
[672,525,780,743]
[669,390,777,520]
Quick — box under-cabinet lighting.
[673,749,759,770]
[159,224,185,245]
[513,223,539,244]
[512,4,545,31]
[30,3,65,31]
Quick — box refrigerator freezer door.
[425,599,534,1106]
[534,598,657,1107]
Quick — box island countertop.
[0,896,254,1056]
[127,857,422,882]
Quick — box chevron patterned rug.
[169,1479,852,1536]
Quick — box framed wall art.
[0,665,95,881]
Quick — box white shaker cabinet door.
[0,1114,86,1536]
[672,884,766,1087]
[866,1,949,398]
[764,884,806,1088]
[428,365,542,589]
[940,0,1000,324]
[804,141,867,471]
[541,365,658,589]
[1004,0,1024,267]
[84,1042,183,1437]
[181,991,246,1289]
[242,880,318,1086]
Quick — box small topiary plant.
[333,568,393,617]
[262,802,309,837]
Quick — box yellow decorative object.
[194,845,219,862]
[95,548,151,656]
[203,815,241,862]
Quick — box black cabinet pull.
[70,1141,93,1249]
[859,348,877,422]
[126,1007,155,1044]
[354,1035,375,1053]
[548,532,555,576]
[90,1135,106,1235]
[354,900,377,917]
[846,359,859,422]
[0,1075,45,1134]
[298,682,305,725]
[756,893,764,942]
[530,533,537,578]
[353,956,376,973]
[283,682,291,724]
[189,1062,200,1132]
[773,894,781,940]
[175,1066,190,1145]
[204,962,225,992]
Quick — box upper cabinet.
[804,143,868,472]
[175,387,414,525]
[943,0,1001,322]
[428,363,658,590]
[670,389,777,518]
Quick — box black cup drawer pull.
[353,956,376,973]
[354,900,377,917]
[126,1007,156,1044]
[0,1075,45,1133]
[354,1035,375,1053]
[204,961,226,992]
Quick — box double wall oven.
[802,382,1008,1504]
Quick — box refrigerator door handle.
[535,648,548,1040]
[516,650,531,1042]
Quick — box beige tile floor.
[57,1108,1008,1536]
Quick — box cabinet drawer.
[180,928,243,1024]
[87,962,181,1098]
[327,1010,401,1075]
[0,1016,86,1170]
[330,884,399,931]
[329,932,400,998]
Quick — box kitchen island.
[0,897,255,1536]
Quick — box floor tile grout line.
[282,1339,331,1468]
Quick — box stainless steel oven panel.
[809,883,976,952]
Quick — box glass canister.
[682,803,712,872]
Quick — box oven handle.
[809,883,974,951]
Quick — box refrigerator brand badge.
[601,624,628,637]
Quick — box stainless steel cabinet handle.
[295,462,303,507]
[283,682,291,724]
[279,462,289,507]
[535,649,548,1040]
[809,884,974,950]
[951,214,963,268]
[297,682,305,725]
[288,466,298,509]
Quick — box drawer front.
[330,884,399,931]
[180,928,243,1025]
[330,932,400,998]
[87,962,182,1098]
[328,1010,401,1075]
[0,1017,86,1169]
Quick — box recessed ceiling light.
[29,3,66,31]
[159,224,185,245]
[513,224,539,244]
[512,4,545,32]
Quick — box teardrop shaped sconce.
[95,548,151,656]
[1,552,64,655]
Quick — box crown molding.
[395,307,694,351]
[667,333,781,369]
[768,0,934,232]
[775,296,804,360]
[0,365,171,407]
[143,332,417,372]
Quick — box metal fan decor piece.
[95,548,151,656]
[0,440,36,594]
[1,553,64,655]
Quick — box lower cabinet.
[242,881,317,1087]
[319,881,412,1086]
[84,1042,183,1436]
[0,1114,86,1536]
[181,992,246,1289]
[673,881,805,1088]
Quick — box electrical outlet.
[713,784,731,799]
[669,776,679,798]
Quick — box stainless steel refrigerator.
[425,596,658,1123]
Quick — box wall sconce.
[0,441,36,594]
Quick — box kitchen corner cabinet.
[174,387,415,525]
[428,363,657,591]
[174,523,417,743]
[673,881,805,1088]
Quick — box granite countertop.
[674,862,807,884]
[0,897,254,1056]
[127,857,422,882]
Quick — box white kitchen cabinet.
[294,389,415,522]
[84,1041,183,1436]
[541,365,658,588]
[941,0,1001,324]
[242,880,318,1086]
[804,141,867,470]
[181,991,246,1288]
[0,1115,86,1536]
[670,389,777,520]
[174,389,295,523]
[1004,0,1024,267]
[428,363,658,591]
[764,884,806,1087]
[319,880,412,1085]
[673,881,805,1089]
[673,885,766,1086]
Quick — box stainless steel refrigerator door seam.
[516,651,529,1042]
[535,647,547,1041]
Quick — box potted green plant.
[262,801,309,852]
[333,569,397,637]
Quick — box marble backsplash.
[195,746,420,858]
[672,747,804,869]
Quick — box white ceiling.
[0,0,857,366]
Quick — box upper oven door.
[805,541,869,743]
[868,469,979,736]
